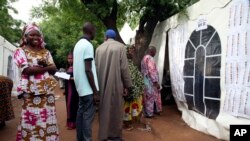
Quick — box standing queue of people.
[13,22,162,141]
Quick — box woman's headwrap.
[20,23,46,48]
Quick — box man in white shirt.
[73,22,99,141]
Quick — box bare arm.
[22,64,57,75]
[85,59,98,93]
[45,65,57,75]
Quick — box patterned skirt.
[123,95,143,121]
[16,94,59,141]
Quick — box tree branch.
[110,0,117,21]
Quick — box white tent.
[0,35,19,95]
[119,23,137,45]
[150,0,250,140]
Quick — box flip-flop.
[137,124,151,132]
[123,124,134,131]
[67,127,75,130]
[125,126,134,131]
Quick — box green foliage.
[126,60,144,102]
[80,0,198,32]
[33,0,105,68]
[0,0,23,44]
[119,0,198,29]
[33,0,198,68]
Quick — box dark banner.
[183,25,221,119]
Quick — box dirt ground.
[0,85,222,141]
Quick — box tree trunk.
[102,17,125,44]
[82,0,125,44]
[133,19,158,70]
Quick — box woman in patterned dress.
[14,23,59,141]
[123,45,144,130]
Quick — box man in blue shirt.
[73,22,99,141]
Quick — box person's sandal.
[125,126,134,131]
[137,124,151,132]
[67,127,75,130]
[123,124,134,131]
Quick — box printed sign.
[196,16,208,31]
